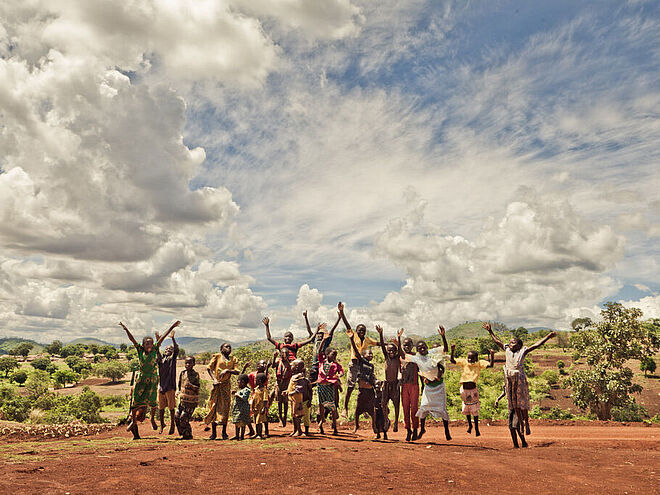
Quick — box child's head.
[283,331,294,344]
[221,342,232,357]
[237,373,249,388]
[163,345,174,357]
[509,337,523,352]
[416,340,428,356]
[386,342,398,359]
[402,337,414,353]
[255,372,267,387]
[316,322,328,339]
[185,356,195,370]
[326,348,337,362]
[142,336,154,353]
[467,351,478,363]
[291,359,305,374]
[256,359,267,373]
[355,324,367,339]
[362,348,374,362]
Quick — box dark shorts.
[382,380,400,404]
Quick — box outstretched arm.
[527,331,557,353]
[450,344,456,364]
[299,326,320,347]
[241,362,250,374]
[338,302,352,331]
[438,325,449,353]
[483,322,505,350]
[376,325,387,359]
[397,328,406,358]
[119,322,138,348]
[303,311,312,337]
[157,320,181,346]
[263,317,278,346]
[487,349,495,368]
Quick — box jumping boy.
[175,355,200,440]
[349,334,377,437]
[399,334,422,441]
[120,320,180,440]
[450,344,495,436]
[375,325,403,433]
[338,301,378,415]
[263,316,316,427]
[204,342,248,440]
[483,322,556,448]
[156,330,179,435]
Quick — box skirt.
[417,381,449,421]
[317,383,336,409]
[505,370,530,411]
[460,385,480,416]
[356,387,375,416]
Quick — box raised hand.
[397,328,404,338]
[549,331,557,338]
[262,317,270,327]
[482,322,492,332]
[172,320,181,328]
[438,325,445,336]
[375,325,384,335]
[303,311,307,318]
[119,322,128,331]
[337,302,344,313]
[170,330,176,338]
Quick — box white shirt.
[403,347,447,381]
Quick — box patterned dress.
[504,345,531,411]
[132,343,160,411]
[232,386,252,427]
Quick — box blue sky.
[0,0,658,342]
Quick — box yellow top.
[207,353,238,383]
[251,387,269,414]
[454,358,490,383]
[346,329,378,361]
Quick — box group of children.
[120,302,556,448]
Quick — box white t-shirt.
[403,347,447,381]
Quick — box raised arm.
[299,326,319,347]
[271,350,279,370]
[450,344,456,364]
[240,362,250,374]
[526,331,557,353]
[397,328,405,358]
[439,325,449,353]
[157,320,181,346]
[376,325,387,359]
[171,331,179,358]
[338,302,352,331]
[487,349,495,368]
[349,333,364,364]
[119,322,139,348]
[483,322,505,350]
[263,317,278,346]
[303,311,312,337]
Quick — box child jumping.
[175,356,200,440]
[450,345,494,436]
[349,334,378,438]
[120,320,180,440]
[231,374,252,440]
[375,325,403,433]
[399,335,421,441]
[283,359,313,436]
[264,316,316,427]
[156,330,179,435]
[484,322,556,448]
[251,372,270,438]
[315,346,343,435]
[400,325,451,441]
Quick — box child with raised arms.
[315,346,343,435]
[399,325,451,441]
[375,325,403,433]
[399,335,422,441]
[450,344,494,436]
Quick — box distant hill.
[174,336,262,355]
[0,337,46,355]
[67,337,119,348]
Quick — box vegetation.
[94,360,129,383]
[9,342,34,359]
[0,356,19,377]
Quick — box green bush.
[556,360,565,369]
[30,357,51,371]
[611,402,648,422]
[102,395,128,408]
[25,369,51,398]
[53,368,80,388]
[1,395,31,422]
[10,369,28,385]
[94,360,129,383]
[42,387,105,424]
[0,356,19,377]
[541,369,559,386]
[543,406,573,420]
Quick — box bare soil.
[0,421,657,495]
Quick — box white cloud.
[622,295,660,319]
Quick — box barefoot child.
[484,322,556,448]
[251,373,270,438]
[120,320,181,440]
[400,325,451,441]
[315,346,343,435]
[373,380,390,440]
[231,374,251,440]
[375,325,403,433]
[349,335,378,437]
[204,343,248,440]
[399,335,421,441]
[263,316,316,427]
[175,356,200,440]
[156,331,179,435]
[338,302,378,415]
[308,310,341,384]
[450,345,494,436]
[283,359,312,436]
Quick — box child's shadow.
[418,441,498,451]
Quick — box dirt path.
[0,422,657,494]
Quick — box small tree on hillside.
[0,356,19,377]
[10,369,28,385]
[53,368,81,388]
[30,357,51,371]
[640,356,656,377]
[568,303,660,420]
[512,326,528,341]
[25,369,51,398]
[94,360,129,383]
[45,340,63,355]
[9,342,34,359]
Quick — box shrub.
[611,402,648,422]
[53,368,80,388]
[544,406,573,420]
[0,356,20,377]
[30,357,51,371]
[1,395,31,422]
[10,369,28,385]
[640,356,656,376]
[42,387,105,424]
[556,360,565,369]
[94,360,129,383]
[25,369,51,398]
[541,369,559,386]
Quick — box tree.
[9,342,34,359]
[571,317,593,331]
[119,343,128,353]
[94,360,129,383]
[10,369,28,385]
[568,303,660,420]
[65,356,92,377]
[45,340,63,355]
[25,369,51,398]
[512,326,528,341]
[88,344,100,355]
[60,344,85,358]
[0,356,19,377]
[101,347,119,360]
[53,368,81,388]
[30,357,51,371]
[640,356,656,377]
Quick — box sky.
[1,0,659,344]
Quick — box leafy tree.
[101,346,119,360]
[94,360,129,383]
[1,395,31,422]
[30,357,51,371]
[196,351,212,365]
[0,356,19,377]
[88,344,100,355]
[640,356,656,377]
[25,369,51,398]
[178,347,186,359]
[571,317,593,331]
[10,369,28,385]
[568,303,660,420]
[119,343,128,353]
[60,344,86,358]
[512,326,528,341]
[44,340,64,355]
[65,356,93,377]
[9,342,34,359]
[53,368,80,388]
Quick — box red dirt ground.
[0,421,657,495]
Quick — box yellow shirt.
[207,353,238,383]
[454,358,490,383]
[346,329,378,361]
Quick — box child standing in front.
[284,359,312,437]
[400,335,421,441]
[450,345,494,436]
[349,335,378,437]
[399,325,451,441]
[315,346,343,435]
[251,373,270,438]
[375,325,403,433]
[175,356,200,440]
[231,374,252,440]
